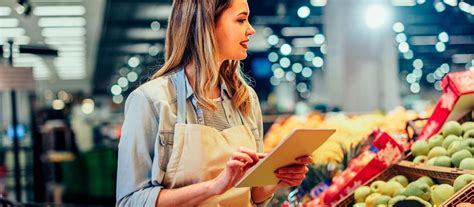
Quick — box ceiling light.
[82,99,95,114]
[0,18,20,27]
[34,6,86,16]
[434,2,446,12]
[313,34,325,45]
[281,27,318,37]
[280,44,292,55]
[297,6,310,18]
[45,37,85,45]
[435,42,446,52]
[150,21,160,31]
[111,85,122,95]
[56,46,85,52]
[58,51,85,57]
[42,27,86,37]
[0,7,12,16]
[438,32,449,42]
[0,28,25,38]
[38,17,86,27]
[443,0,457,7]
[52,99,65,110]
[267,35,279,45]
[310,0,327,7]
[112,95,124,104]
[128,57,140,68]
[127,71,138,82]
[392,22,404,32]
[398,42,410,53]
[365,4,391,29]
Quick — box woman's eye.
[238,19,246,23]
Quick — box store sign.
[0,65,34,91]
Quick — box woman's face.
[215,0,256,61]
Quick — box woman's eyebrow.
[237,11,249,16]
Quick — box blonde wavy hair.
[151,0,252,116]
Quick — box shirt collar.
[179,68,233,99]
[220,80,233,99]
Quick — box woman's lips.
[240,41,249,49]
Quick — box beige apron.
[163,70,257,206]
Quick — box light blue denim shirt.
[116,68,268,206]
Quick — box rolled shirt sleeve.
[116,88,163,207]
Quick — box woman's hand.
[210,147,263,195]
[274,156,312,189]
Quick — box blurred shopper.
[116,0,312,206]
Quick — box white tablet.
[235,128,336,188]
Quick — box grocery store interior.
[0,0,474,206]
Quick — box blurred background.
[0,0,473,206]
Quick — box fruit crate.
[402,110,474,175]
[442,181,474,206]
[417,70,474,142]
[335,159,469,207]
[397,159,474,180]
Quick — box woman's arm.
[251,185,280,204]
[117,89,164,207]
[250,156,313,204]
[156,180,216,206]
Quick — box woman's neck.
[184,61,221,99]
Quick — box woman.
[116,0,312,206]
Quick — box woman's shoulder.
[132,75,175,104]
[246,84,259,103]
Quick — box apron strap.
[236,109,245,126]
[172,68,205,124]
[172,69,187,124]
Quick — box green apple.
[451,149,473,168]
[353,203,366,207]
[374,195,391,206]
[393,188,405,197]
[354,186,372,203]
[430,184,439,192]
[427,157,437,166]
[370,180,386,194]
[447,141,465,156]
[434,156,452,167]
[459,139,474,154]
[389,175,409,187]
[365,193,382,207]
[461,122,474,134]
[428,146,447,159]
[453,174,474,192]
[412,140,430,157]
[381,180,404,196]
[413,155,428,165]
[417,176,435,186]
[459,157,474,170]
[442,121,463,137]
[430,184,454,206]
[464,129,474,139]
[404,181,431,201]
[405,196,433,207]
[428,135,444,149]
[388,195,406,207]
[442,135,463,149]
